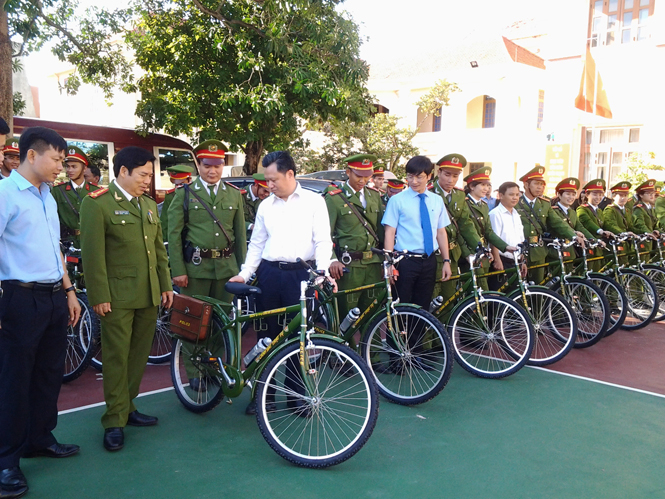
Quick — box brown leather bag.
[169,294,213,342]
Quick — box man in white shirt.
[229,151,334,415]
[489,182,527,289]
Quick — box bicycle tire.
[554,277,609,348]
[448,294,534,378]
[255,338,379,468]
[360,305,453,405]
[617,268,659,330]
[640,264,665,322]
[63,293,99,383]
[588,274,628,336]
[149,289,179,363]
[170,316,232,413]
[507,287,577,366]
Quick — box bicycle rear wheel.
[149,289,178,364]
[449,295,534,378]
[640,265,665,322]
[63,293,99,383]
[360,305,453,405]
[618,269,659,330]
[588,275,628,336]
[508,287,577,366]
[554,277,609,348]
[255,339,378,468]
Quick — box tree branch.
[190,0,266,38]
[30,0,91,55]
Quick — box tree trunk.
[243,140,264,175]
[0,6,13,132]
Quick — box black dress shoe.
[0,468,28,498]
[103,427,124,452]
[126,411,158,427]
[24,443,80,458]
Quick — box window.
[595,0,603,13]
[584,152,591,166]
[629,128,640,142]
[640,0,649,5]
[609,0,618,11]
[155,148,198,190]
[586,129,593,144]
[483,96,496,128]
[600,129,624,143]
[536,90,545,130]
[597,152,608,165]
[469,163,486,173]
[433,107,442,132]
[625,0,634,8]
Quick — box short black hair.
[405,156,433,176]
[262,151,296,175]
[113,146,156,177]
[0,117,9,135]
[498,181,520,195]
[18,127,67,163]
[87,164,101,178]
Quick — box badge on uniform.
[148,209,155,223]
[115,210,130,215]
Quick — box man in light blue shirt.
[0,127,81,498]
[382,155,452,308]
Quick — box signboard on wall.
[544,144,570,198]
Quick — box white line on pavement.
[58,386,175,415]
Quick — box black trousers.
[489,256,515,291]
[394,253,437,309]
[0,283,68,469]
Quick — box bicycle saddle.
[224,282,262,296]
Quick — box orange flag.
[575,48,612,119]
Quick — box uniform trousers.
[99,306,158,429]
[394,253,437,309]
[0,283,68,469]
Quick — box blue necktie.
[419,193,434,256]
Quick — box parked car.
[300,170,348,181]
[224,176,342,194]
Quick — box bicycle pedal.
[226,399,233,405]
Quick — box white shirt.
[557,202,569,214]
[489,203,524,259]
[113,180,134,203]
[72,179,85,190]
[239,182,333,281]
[346,182,366,209]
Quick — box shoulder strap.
[184,184,233,246]
[613,205,628,226]
[465,197,486,234]
[342,195,380,243]
[443,199,460,233]
[519,198,547,235]
[60,186,80,218]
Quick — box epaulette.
[326,189,343,196]
[89,187,108,199]
[427,184,435,190]
[366,186,381,193]
[552,205,561,210]
[166,188,176,194]
[89,182,99,188]
[635,203,645,208]
[142,192,155,201]
[480,198,488,204]
[225,181,242,191]
[240,189,247,195]
[539,195,551,201]
[582,203,590,208]
[55,181,67,187]
[453,186,463,191]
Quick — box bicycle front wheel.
[149,289,178,364]
[556,277,609,348]
[360,305,453,405]
[508,287,577,366]
[255,339,379,468]
[63,293,99,383]
[618,269,659,330]
[588,274,627,336]
[449,295,534,378]
[640,265,665,322]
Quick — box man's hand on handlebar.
[574,234,586,248]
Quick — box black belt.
[262,259,314,271]
[3,279,64,293]
[199,247,234,259]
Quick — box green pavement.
[22,367,665,499]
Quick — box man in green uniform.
[431,153,482,301]
[51,146,101,248]
[160,164,196,242]
[576,179,615,271]
[80,146,173,452]
[382,178,405,205]
[463,167,514,289]
[327,154,384,321]
[516,166,580,284]
[632,179,660,254]
[168,140,246,389]
[603,181,634,235]
[371,165,385,193]
[243,173,270,239]
[1,137,20,180]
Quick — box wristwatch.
[442,258,451,263]
[64,286,76,294]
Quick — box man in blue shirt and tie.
[0,127,82,499]
[382,155,452,308]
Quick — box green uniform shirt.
[52,180,101,246]
[465,195,508,252]
[602,204,633,234]
[654,196,665,229]
[325,183,384,266]
[633,203,657,234]
[80,182,172,308]
[516,195,576,261]
[552,203,594,240]
[243,188,263,233]
[432,183,481,261]
[160,190,176,242]
[576,204,605,236]
[167,177,247,280]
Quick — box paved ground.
[45,323,665,498]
